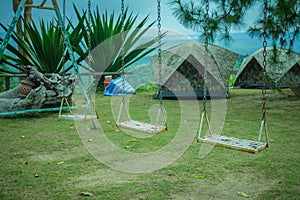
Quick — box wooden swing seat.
[58,97,98,121]
[59,114,98,121]
[199,134,268,154]
[117,120,167,135]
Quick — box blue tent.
[104,77,136,96]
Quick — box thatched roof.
[151,42,238,89]
[234,47,300,84]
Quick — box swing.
[58,98,98,121]
[58,0,98,122]
[0,0,98,129]
[116,0,167,134]
[197,0,269,154]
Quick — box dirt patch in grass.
[72,168,139,188]
[171,171,279,199]
[29,146,89,162]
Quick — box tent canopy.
[234,47,300,89]
[151,42,238,98]
[104,77,136,96]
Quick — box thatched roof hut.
[151,42,238,99]
[233,47,300,96]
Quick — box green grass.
[0,89,299,199]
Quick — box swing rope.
[157,0,162,108]
[155,0,167,130]
[87,0,92,84]
[62,0,66,74]
[203,0,209,113]
[116,0,166,134]
[58,0,98,122]
[197,0,269,153]
[117,0,131,124]
[199,0,212,136]
[262,0,268,123]
[121,0,125,98]
[260,0,269,148]
[116,0,130,123]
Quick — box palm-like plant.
[0,17,84,74]
[1,5,163,80]
[74,6,162,73]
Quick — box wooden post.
[5,77,10,91]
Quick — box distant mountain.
[201,32,300,56]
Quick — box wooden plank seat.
[117,120,167,135]
[198,134,268,154]
[59,114,98,121]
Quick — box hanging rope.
[62,0,66,33]
[154,0,167,130]
[87,0,92,86]
[198,0,212,137]
[203,0,209,113]
[116,0,130,123]
[157,0,163,108]
[61,0,66,74]
[116,0,166,133]
[262,0,268,122]
[198,0,269,152]
[121,0,125,100]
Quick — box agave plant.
[73,6,164,73]
[0,16,84,74]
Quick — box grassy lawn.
[0,89,299,199]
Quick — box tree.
[169,0,299,53]
[1,5,162,92]
[12,0,33,73]
[24,0,33,41]
[168,0,257,42]
[248,0,300,53]
[12,0,23,53]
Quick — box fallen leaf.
[79,192,94,197]
[124,145,134,149]
[128,139,137,142]
[237,191,249,198]
[195,174,205,179]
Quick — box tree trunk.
[0,66,76,112]
[24,0,33,41]
[13,0,24,82]
[12,0,22,54]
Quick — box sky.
[0,0,260,36]
[2,1,298,55]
